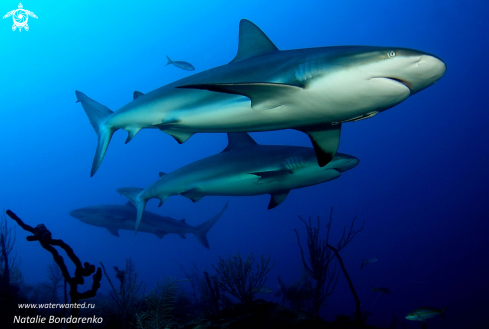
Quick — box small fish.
[405,306,446,322]
[360,258,379,269]
[370,285,391,295]
[165,55,195,71]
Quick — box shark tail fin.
[193,202,228,249]
[116,187,146,233]
[166,55,172,66]
[75,91,117,176]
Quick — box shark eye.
[387,50,396,58]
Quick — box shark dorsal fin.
[222,133,258,152]
[133,91,144,100]
[125,201,136,208]
[180,218,186,224]
[159,172,167,178]
[230,19,279,63]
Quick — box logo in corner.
[3,3,37,32]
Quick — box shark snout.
[403,54,446,94]
[332,154,360,173]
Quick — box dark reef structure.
[5,210,102,326]
[295,208,364,321]
[212,252,273,305]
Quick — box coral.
[134,276,180,329]
[100,258,143,329]
[212,251,273,305]
[6,209,102,323]
[295,208,364,318]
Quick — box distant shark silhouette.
[75,19,445,176]
[69,201,228,248]
[117,133,359,232]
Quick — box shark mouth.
[384,77,412,92]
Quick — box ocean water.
[1,0,488,328]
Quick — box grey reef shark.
[69,201,228,248]
[75,19,446,176]
[117,133,359,232]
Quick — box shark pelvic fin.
[268,191,290,209]
[177,82,302,111]
[250,169,292,183]
[133,91,144,100]
[162,130,194,144]
[299,124,342,167]
[180,188,204,202]
[194,201,229,249]
[107,228,120,237]
[154,230,167,239]
[75,91,117,177]
[231,19,279,63]
[221,133,258,152]
[125,127,141,144]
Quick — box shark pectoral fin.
[299,124,342,167]
[160,129,194,144]
[268,191,290,209]
[155,231,167,239]
[107,228,120,237]
[250,169,292,183]
[176,83,302,111]
[180,188,204,203]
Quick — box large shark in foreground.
[69,201,228,248]
[76,19,446,176]
[117,133,359,232]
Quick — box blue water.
[1,1,488,328]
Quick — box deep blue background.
[1,1,488,328]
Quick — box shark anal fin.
[107,228,120,237]
[299,124,342,167]
[180,188,204,203]
[176,83,302,111]
[231,19,279,63]
[133,91,144,100]
[268,191,290,209]
[250,169,292,183]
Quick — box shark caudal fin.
[75,91,116,177]
[116,187,147,233]
[193,202,229,249]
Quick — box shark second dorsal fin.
[221,133,258,152]
[230,19,279,63]
[133,91,144,100]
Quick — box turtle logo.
[3,3,37,32]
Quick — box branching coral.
[212,251,273,304]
